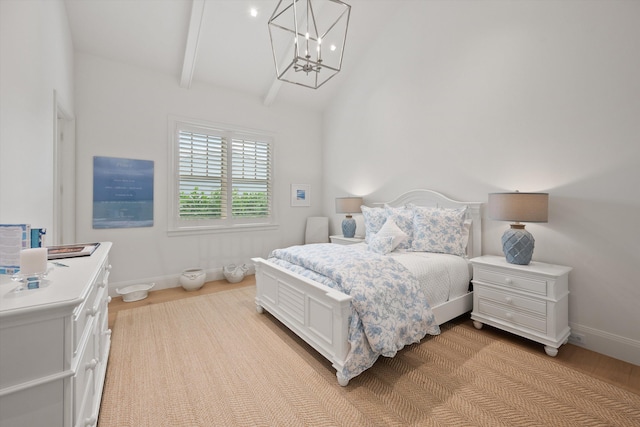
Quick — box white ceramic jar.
[180,268,205,291]
[223,264,248,283]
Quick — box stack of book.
[0,224,32,275]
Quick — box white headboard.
[372,189,483,259]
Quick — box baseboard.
[569,322,640,366]
[108,265,256,297]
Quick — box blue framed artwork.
[291,184,311,207]
[93,156,154,229]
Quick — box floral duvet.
[268,243,440,382]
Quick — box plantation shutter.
[231,138,271,218]
[178,130,227,219]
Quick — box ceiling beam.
[180,0,206,89]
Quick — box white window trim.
[167,116,278,236]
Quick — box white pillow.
[411,206,468,256]
[384,205,414,250]
[460,219,472,256]
[375,218,408,250]
[354,215,366,239]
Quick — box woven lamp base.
[342,216,356,238]
[502,224,535,265]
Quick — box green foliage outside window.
[179,187,268,218]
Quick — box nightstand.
[329,235,365,245]
[470,255,572,357]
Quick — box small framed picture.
[291,184,311,207]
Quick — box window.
[169,118,275,233]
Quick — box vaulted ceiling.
[64,0,398,112]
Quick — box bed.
[252,189,482,386]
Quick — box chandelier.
[268,0,351,89]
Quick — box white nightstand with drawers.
[329,235,365,245]
[470,255,572,357]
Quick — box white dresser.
[470,255,571,357]
[0,242,112,427]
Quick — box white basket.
[116,283,155,302]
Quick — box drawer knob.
[107,296,112,303]
[87,305,99,316]
[505,297,513,304]
[505,312,513,320]
[84,416,97,426]
[505,278,513,285]
[86,358,98,371]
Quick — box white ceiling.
[64,0,398,112]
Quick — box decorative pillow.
[354,215,366,239]
[460,219,472,256]
[367,234,396,255]
[384,205,414,250]
[411,206,468,256]
[360,205,387,243]
[375,218,408,251]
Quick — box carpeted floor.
[99,286,640,426]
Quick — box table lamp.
[335,197,363,238]
[488,191,548,265]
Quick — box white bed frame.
[252,189,482,386]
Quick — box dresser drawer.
[72,262,108,355]
[0,317,65,389]
[475,268,547,296]
[96,293,111,361]
[73,319,97,426]
[476,287,546,316]
[477,299,547,334]
[72,283,99,355]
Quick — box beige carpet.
[99,286,640,426]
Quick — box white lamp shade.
[488,192,548,223]
[335,197,363,214]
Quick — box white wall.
[0,0,74,241]
[3,0,637,367]
[323,0,640,365]
[74,53,323,290]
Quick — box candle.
[20,247,48,276]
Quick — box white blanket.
[349,243,471,306]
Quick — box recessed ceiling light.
[250,8,258,18]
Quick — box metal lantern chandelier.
[268,0,351,89]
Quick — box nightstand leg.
[544,345,559,357]
[473,320,483,330]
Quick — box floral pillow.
[367,234,396,255]
[411,206,468,256]
[361,205,387,243]
[374,218,408,251]
[384,205,414,250]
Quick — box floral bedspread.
[268,243,440,381]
